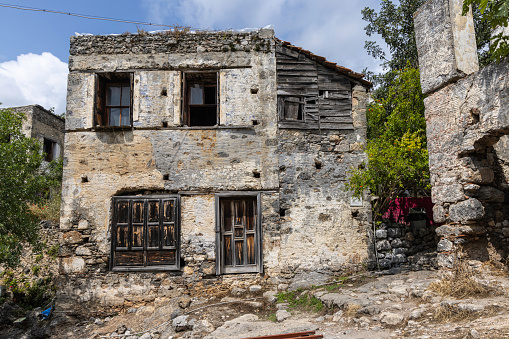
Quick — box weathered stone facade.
[10,104,65,161]
[415,0,509,265]
[59,28,372,309]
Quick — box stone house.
[414,0,509,265]
[10,104,65,162]
[59,28,372,307]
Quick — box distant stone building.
[59,28,372,308]
[10,104,65,162]
[415,0,509,265]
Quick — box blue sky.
[0,0,384,114]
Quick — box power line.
[0,3,175,28]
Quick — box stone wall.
[375,221,438,269]
[11,105,65,159]
[415,0,509,266]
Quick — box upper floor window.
[183,72,218,127]
[278,96,305,121]
[95,73,132,127]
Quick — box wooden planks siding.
[276,44,354,130]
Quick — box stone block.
[432,184,464,203]
[61,231,83,245]
[375,229,387,239]
[77,219,89,230]
[437,238,453,252]
[390,238,403,248]
[414,0,478,94]
[474,186,505,203]
[449,198,484,222]
[461,167,495,184]
[387,228,402,238]
[376,240,391,251]
[432,205,446,223]
[61,257,85,274]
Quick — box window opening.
[95,73,132,127]
[43,138,59,162]
[278,96,305,121]
[218,196,261,274]
[111,196,180,270]
[183,72,218,127]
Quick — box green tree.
[0,108,54,266]
[363,0,492,99]
[464,0,509,62]
[346,67,428,220]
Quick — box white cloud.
[142,0,386,73]
[0,52,68,114]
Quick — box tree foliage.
[0,108,61,266]
[347,67,428,221]
[464,0,509,62]
[363,0,492,99]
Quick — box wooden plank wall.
[276,44,354,130]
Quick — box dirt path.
[42,267,509,338]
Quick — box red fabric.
[382,197,435,226]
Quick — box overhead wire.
[0,2,176,28]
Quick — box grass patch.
[29,191,61,223]
[276,289,326,312]
[343,303,362,318]
[266,312,277,322]
[433,304,499,323]
[428,259,499,299]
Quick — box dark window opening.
[183,72,218,127]
[95,73,132,127]
[81,176,89,183]
[253,170,261,178]
[43,138,59,162]
[111,196,180,271]
[314,160,322,170]
[279,96,304,121]
[217,195,261,274]
[163,174,169,180]
[279,208,286,217]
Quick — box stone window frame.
[215,192,263,275]
[94,72,133,129]
[110,195,181,272]
[182,71,219,127]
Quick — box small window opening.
[280,96,304,121]
[279,208,286,217]
[161,87,168,96]
[95,73,132,127]
[163,174,169,180]
[251,88,258,94]
[81,176,89,183]
[253,170,261,178]
[252,120,258,126]
[162,121,168,128]
[314,160,322,170]
[43,138,59,162]
[352,211,359,218]
[184,72,218,127]
[319,90,329,98]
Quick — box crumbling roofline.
[275,38,372,88]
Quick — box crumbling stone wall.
[11,105,65,159]
[415,0,509,266]
[59,28,371,310]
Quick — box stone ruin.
[415,0,509,266]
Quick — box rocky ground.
[3,262,509,338]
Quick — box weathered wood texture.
[276,45,353,130]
